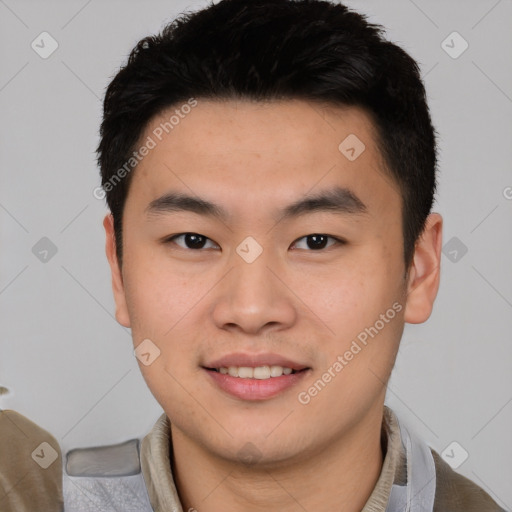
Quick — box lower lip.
[203,368,310,401]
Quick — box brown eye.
[292,234,343,251]
[167,233,218,250]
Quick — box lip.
[203,367,311,401]
[203,352,310,371]
[202,352,311,401]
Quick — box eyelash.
[163,233,346,251]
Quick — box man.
[0,0,505,511]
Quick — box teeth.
[238,366,254,378]
[254,366,270,379]
[217,365,295,379]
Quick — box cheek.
[315,262,397,332]
[309,253,404,376]
[122,251,207,339]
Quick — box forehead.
[127,99,400,219]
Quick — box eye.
[165,233,219,250]
[163,233,344,251]
[292,234,344,251]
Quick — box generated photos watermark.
[298,301,403,405]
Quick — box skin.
[104,99,442,512]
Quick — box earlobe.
[103,213,131,328]
[403,213,443,324]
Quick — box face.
[104,99,440,466]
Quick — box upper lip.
[203,353,310,371]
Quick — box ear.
[404,213,443,324]
[103,213,131,328]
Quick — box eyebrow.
[145,186,368,222]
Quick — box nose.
[211,244,297,336]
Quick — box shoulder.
[65,438,140,477]
[63,437,154,511]
[0,409,63,512]
[430,448,506,512]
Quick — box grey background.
[1,0,511,508]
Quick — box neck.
[169,405,386,512]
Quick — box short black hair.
[97,0,437,269]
